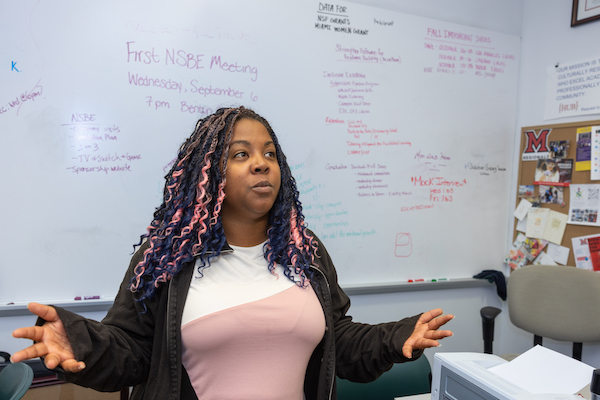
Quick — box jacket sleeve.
[46,243,159,392]
[312,234,424,383]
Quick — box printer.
[431,352,583,400]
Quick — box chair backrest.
[0,363,34,400]
[508,265,600,343]
[336,354,431,399]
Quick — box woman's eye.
[265,150,276,158]
[233,151,247,158]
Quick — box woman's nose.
[252,156,269,173]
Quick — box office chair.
[481,264,600,361]
[336,354,432,399]
[0,362,34,400]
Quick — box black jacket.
[51,235,422,400]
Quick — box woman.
[12,107,453,400]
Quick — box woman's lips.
[252,181,273,193]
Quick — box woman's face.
[221,118,281,224]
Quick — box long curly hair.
[130,107,316,303]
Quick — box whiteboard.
[0,0,520,303]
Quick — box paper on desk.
[488,345,594,395]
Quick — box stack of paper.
[489,345,594,395]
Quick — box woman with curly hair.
[12,106,453,400]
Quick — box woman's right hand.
[11,302,85,373]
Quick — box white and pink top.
[181,242,326,400]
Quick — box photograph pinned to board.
[525,195,541,207]
[568,184,600,226]
[576,127,592,171]
[504,233,527,270]
[591,126,600,180]
[539,185,564,206]
[518,185,535,197]
[571,233,600,270]
[533,159,573,186]
[549,140,569,160]
[517,185,541,207]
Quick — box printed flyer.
[533,159,572,186]
[568,184,600,227]
[576,127,591,171]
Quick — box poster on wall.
[544,56,600,120]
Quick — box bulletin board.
[516,119,600,267]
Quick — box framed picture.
[571,0,600,26]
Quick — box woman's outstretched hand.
[402,308,454,359]
[11,302,85,373]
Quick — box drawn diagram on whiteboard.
[395,233,412,257]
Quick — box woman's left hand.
[402,308,454,358]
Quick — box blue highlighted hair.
[130,107,316,304]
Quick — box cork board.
[517,119,600,266]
